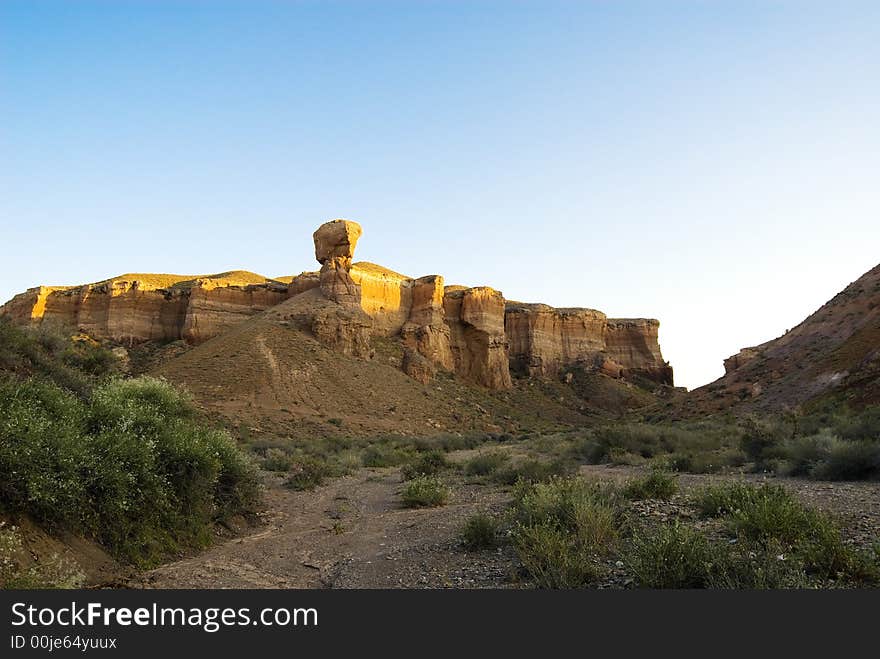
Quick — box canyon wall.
[1,219,672,389]
[1,276,291,345]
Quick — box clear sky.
[1,1,878,390]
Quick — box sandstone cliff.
[1,272,291,345]
[1,219,673,391]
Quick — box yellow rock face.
[0,219,673,390]
[313,219,363,265]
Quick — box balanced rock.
[313,219,363,305]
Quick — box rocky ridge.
[684,262,880,413]
[1,219,673,390]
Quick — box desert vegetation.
[462,475,880,589]
[571,406,880,481]
[0,320,260,585]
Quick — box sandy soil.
[142,468,516,589]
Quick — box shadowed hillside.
[681,263,880,415]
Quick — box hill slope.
[150,301,658,440]
[683,263,880,414]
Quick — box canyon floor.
[139,453,880,590]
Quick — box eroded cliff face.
[443,286,512,390]
[0,273,296,345]
[505,303,607,377]
[1,219,673,390]
[503,304,672,385]
[605,319,674,384]
[181,282,289,344]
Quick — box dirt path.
[143,469,514,589]
[142,463,880,589]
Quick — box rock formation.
[604,319,674,384]
[400,275,454,373]
[684,262,880,413]
[505,303,607,377]
[443,286,512,389]
[314,219,363,306]
[1,219,673,390]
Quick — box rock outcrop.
[504,304,672,384]
[723,347,759,374]
[604,319,674,384]
[314,219,363,306]
[0,274,291,346]
[400,275,454,372]
[1,219,673,390]
[443,286,512,390]
[505,303,607,377]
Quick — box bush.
[693,482,787,518]
[284,456,332,491]
[626,522,814,589]
[509,477,624,588]
[362,443,412,468]
[261,448,295,472]
[781,432,835,477]
[573,421,741,474]
[513,522,600,588]
[461,514,500,550]
[0,375,260,567]
[464,451,509,477]
[811,440,880,481]
[401,476,449,508]
[0,320,118,398]
[623,470,679,500]
[693,482,878,583]
[739,417,788,470]
[401,450,449,480]
[493,458,572,486]
[626,522,717,588]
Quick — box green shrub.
[461,514,500,550]
[693,482,788,518]
[261,447,295,472]
[739,417,788,470]
[430,434,484,452]
[513,521,600,588]
[401,450,449,480]
[510,477,624,588]
[464,450,509,476]
[830,405,880,442]
[627,523,815,589]
[401,476,449,508]
[811,440,880,481]
[493,458,572,485]
[0,319,118,398]
[693,482,877,583]
[285,456,332,491]
[781,432,834,476]
[573,421,741,474]
[623,470,679,500]
[0,375,259,567]
[362,443,412,468]
[626,522,717,588]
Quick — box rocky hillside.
[682,262,880,414]
[2,220,672,390]
[1,219,675,435]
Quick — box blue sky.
[1,1,878,389]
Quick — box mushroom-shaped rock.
[313,219,363,266]
[313,219,364,305]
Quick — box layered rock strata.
[1,219,673,389]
